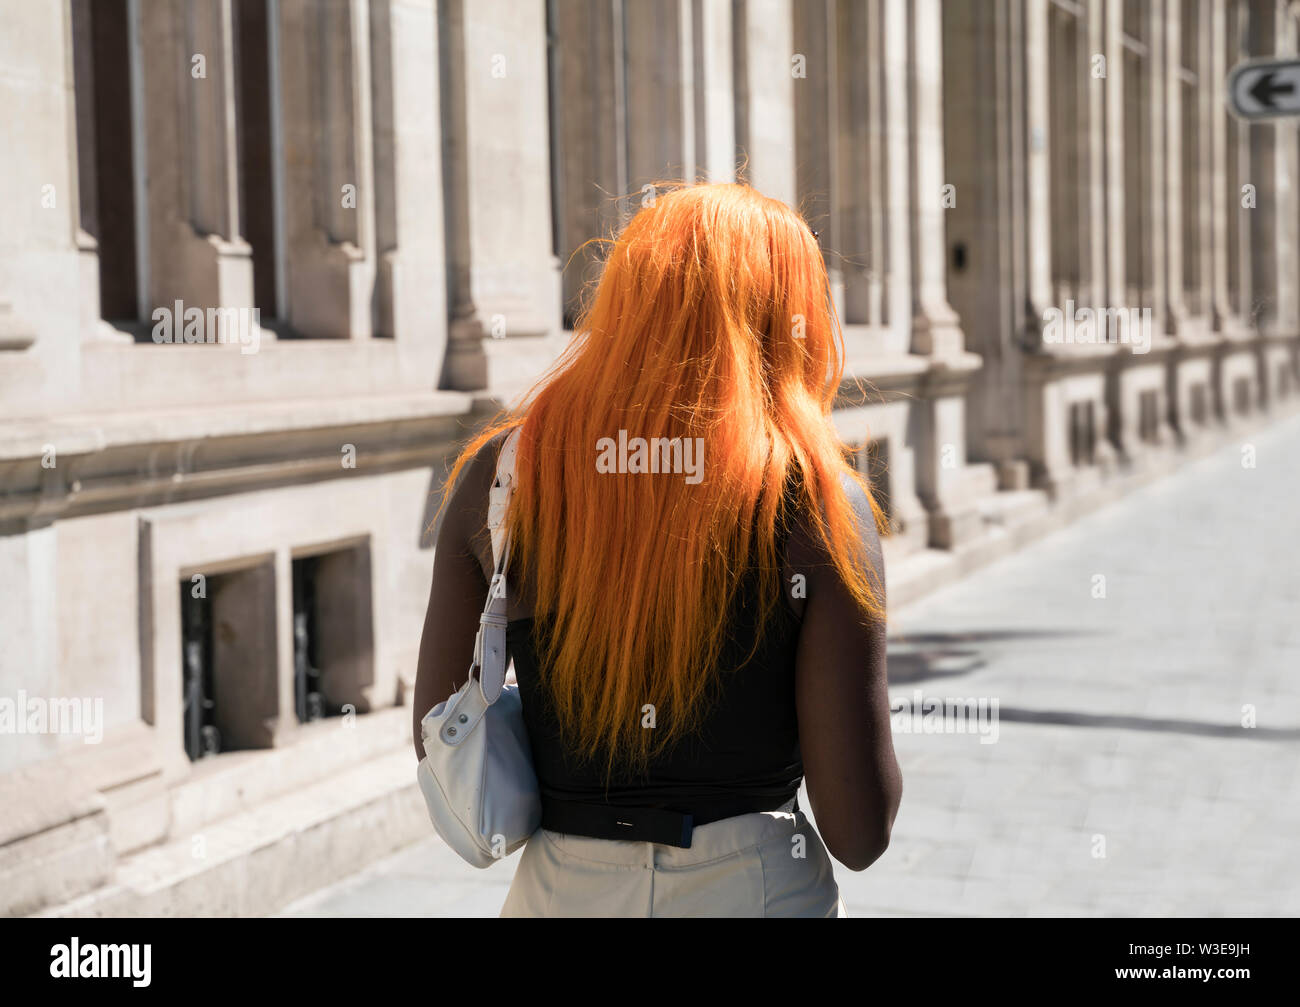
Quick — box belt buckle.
[543,799,695,848]
[612,807,693,848]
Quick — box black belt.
[540,794,799,849]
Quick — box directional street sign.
[1227,58,1300,120]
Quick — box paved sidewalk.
[281,414,1300,917]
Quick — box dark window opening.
[292,544,376,721]
[1070,401,1096,467]
[1190,383,1208,426]
[863,439,895,535]
[71,0,139,322]
[1138,389,1160,444]
[292,556,325,723]
[180,585,218,761]
[179,562,278,761]
[1233,376,1251,416]
[234,0,278,319]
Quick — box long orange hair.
[437,182,883,780]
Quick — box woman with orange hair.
[414,182,902,917]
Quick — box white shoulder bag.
[416,428,542,867]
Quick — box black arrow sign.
[1228,58,1300,120]
[1248,71,1295,110]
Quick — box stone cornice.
[838,350,983,403]
[0,391,479,526]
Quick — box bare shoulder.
[437,429,512,571]
[785,470,884,579]
[451,429,511,500]
[841,471,884,581]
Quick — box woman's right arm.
[791,472,902,871]
[411,434,500,762]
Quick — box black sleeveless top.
[505,529,804,825]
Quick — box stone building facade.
[1,0,1296,915]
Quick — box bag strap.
[474,427,521,704]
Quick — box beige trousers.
[500,799,847,917]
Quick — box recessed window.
[1190,383,1208,426]
[1138,389,1160,444]
[1233,377,1252,416]
[863,439,895,534]
[291,544,376,722]
[179,561,278,761]
[1070,401,1096,466]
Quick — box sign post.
[1227,58,1300,120]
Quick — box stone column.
[1102,0,1144,459]
[943,0,1032,474]
[369,0,447,355]
[624,0,697,186]
[1199,1,1253,423]
[1103,0,1126,309]
[1025,0,1107,495]
[909,0,964,356]
[1207,0,1235,334]
[1251,3,1299,340]
[733,0,796,205]
[0,0,81,771]
[551,0,623,326]
[1163,0,1188,335]
[882,0,911,352]
[1025,0,1054,332]
[793,0,842,309]
[1142,0,1168,336]
[692,0,736,184]
[1248,0,1300,409]
[439,0,561,393]
[913,0,983,547]
[552,1,736,330]
[276,0,376,340]
[139,0,255,339]
[1189,0,1215,323]
[1165,0,1213,438]
[0,0,80,384]
[1223,1,1252,325]
[1080,0,1107,310]
[834,0,887,329]
[1281,0,1300,344]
